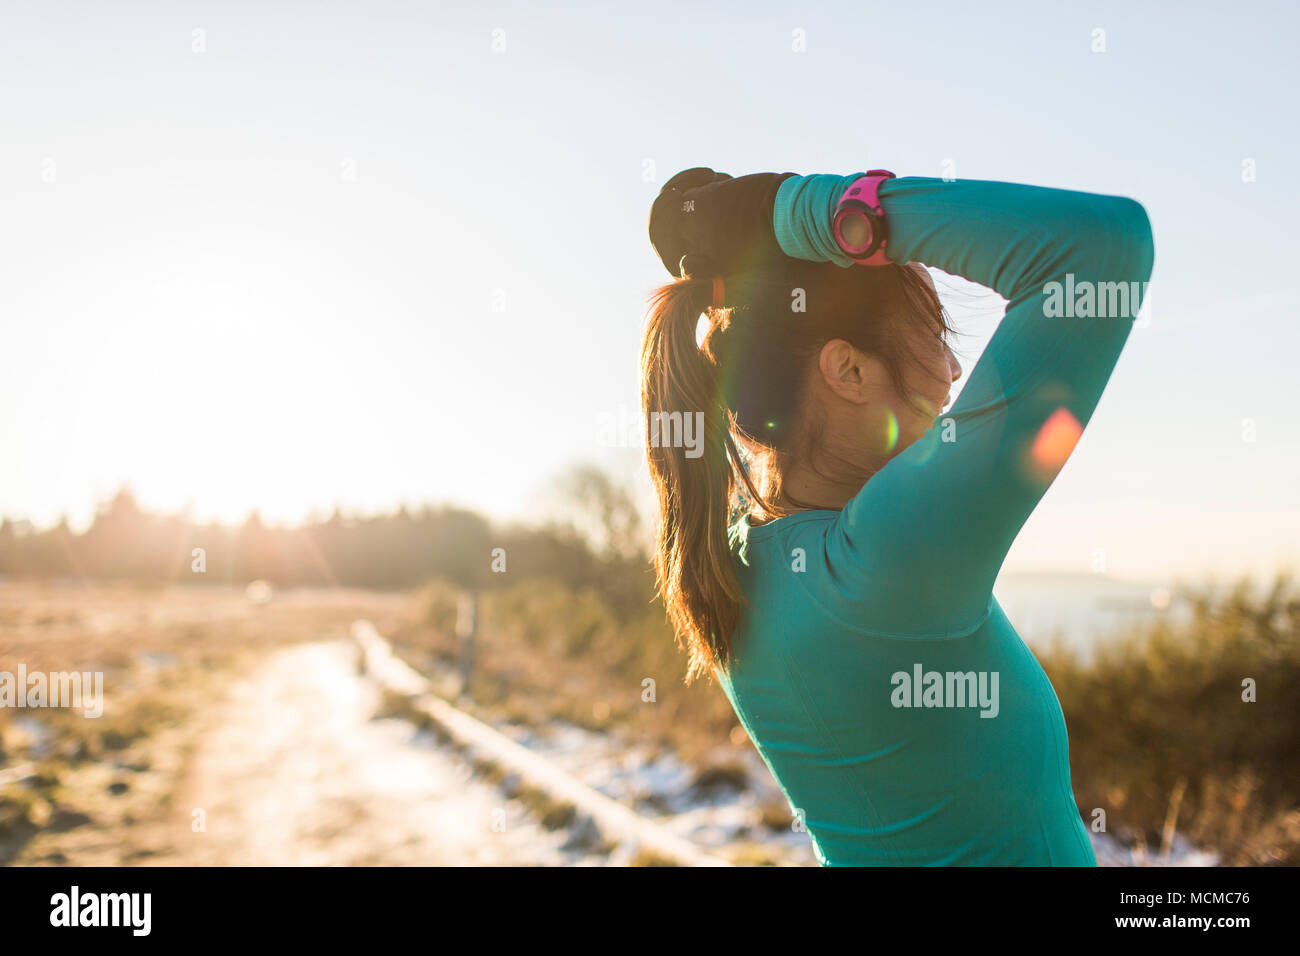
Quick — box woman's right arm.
[775,175,1155,636]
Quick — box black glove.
[648,167,796,278]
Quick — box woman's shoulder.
[729,509,838,568]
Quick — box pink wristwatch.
[831,170,896,265]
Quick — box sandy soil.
[15,641,570,866]
[176,641,562,865]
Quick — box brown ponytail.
[640,276,754,683]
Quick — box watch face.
[836,211,874,254]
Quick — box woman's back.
[720,510,1095,865]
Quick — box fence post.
[455,589,478,698]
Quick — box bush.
[1042,571,1298,859]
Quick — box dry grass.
[389,579,749,770]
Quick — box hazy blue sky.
[1,0,1296,581]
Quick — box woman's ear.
[817,339,884,404]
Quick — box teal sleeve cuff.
[772,172,866,268]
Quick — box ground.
[14,640,571,866]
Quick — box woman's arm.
[775,174,1155,636]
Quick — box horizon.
[0,482,1289,593]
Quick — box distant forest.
[0,466,653,609]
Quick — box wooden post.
[455,589,478,698]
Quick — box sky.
[1,0,1297,583]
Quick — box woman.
[641,169,1154,865]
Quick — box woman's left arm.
[776,173,1155,635]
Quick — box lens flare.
[881,409,900,454]
[1026,407,1083,482]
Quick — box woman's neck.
[765,457,879,516]
[781,471,858,512]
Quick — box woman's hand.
[648,168,795,278]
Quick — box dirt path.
[172,640,566,865]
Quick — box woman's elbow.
[1105,195,1156,286]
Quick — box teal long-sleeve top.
[715,174,1155,866]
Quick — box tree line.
[0,468,654,614]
